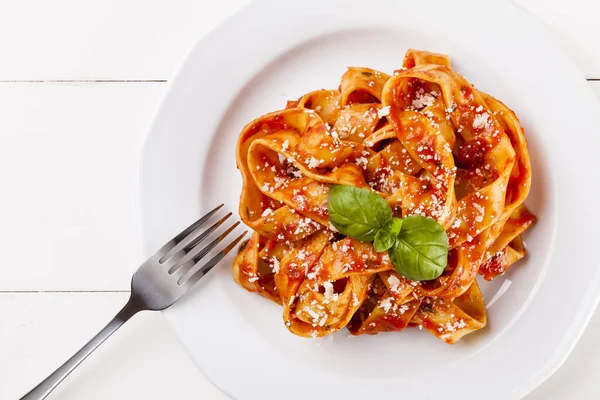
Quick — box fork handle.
[20,298,140,400]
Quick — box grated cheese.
[377,106,391,118]
[297,249,307,261]
[387,275,401,294]
[355,157,368,168]
[472,112,491,129]
[323,281,334,299]
[412,89,436,109]
[307,157,323,169]
[270,256,280,274]
[261,208,274,217]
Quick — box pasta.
[232,49,536,343]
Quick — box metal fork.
[21,204,246,400]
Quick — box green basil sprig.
[328,185,392,241]
[374,218,402,252]
[328,184,448,281]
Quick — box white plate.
[139,0,600,399]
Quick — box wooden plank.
[0,82,165,290]
[0,0,597,80]
[0,0,249,80]
[0,292,227,400]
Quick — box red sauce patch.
[347,90,379,104]
[480,248,508,281]
[455,139,489,170]
[286,100,300,109]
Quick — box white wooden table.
[1,1,598,399]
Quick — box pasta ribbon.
[233,49,535,343]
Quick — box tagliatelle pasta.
[232,49,536,344]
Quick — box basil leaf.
[374,218,403,252]
[387,217,403,236]
[389,215,448,281]
[374,231,395,252]
[328,185,392,241]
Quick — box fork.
[20,204,246,400]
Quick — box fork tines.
[159,204,247,287]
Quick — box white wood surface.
[0,0,250,81]
[0,82,163,291]
[0,0,597,80]
[0,1,599,399]
[0,293,226,400]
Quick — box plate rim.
[138,1,600,399]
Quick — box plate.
[138,0,600,399]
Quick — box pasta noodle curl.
[233,49,535,343]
